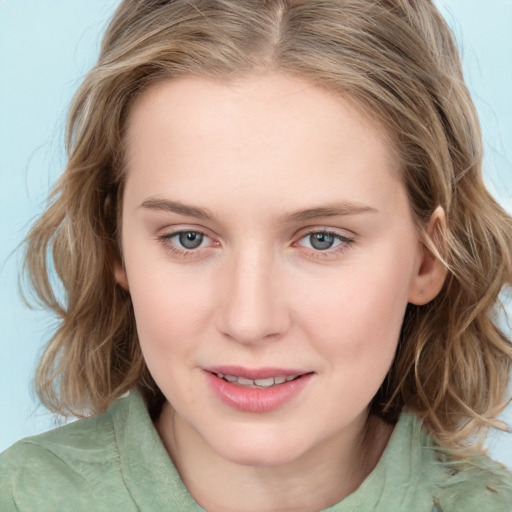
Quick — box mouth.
[211,372,303,389]
[204,368,314,412]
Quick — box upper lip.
[204,366,310,380]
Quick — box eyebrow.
[140,198,212,220]
[140,198,378,222]
[285,202,378,222]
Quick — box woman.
[1,1,511,510]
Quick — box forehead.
[124,72,394,164]
[122,73,404,219]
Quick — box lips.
[214,372,301,388]
[204,366,313,413]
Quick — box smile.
[204,368,314,413]
[214,373,301,389]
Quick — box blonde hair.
[25,0,512,455]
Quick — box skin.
[115,73,446,512]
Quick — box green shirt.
[1,392,511,511]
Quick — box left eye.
[298,231,348,251]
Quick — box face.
[117,73,437,468]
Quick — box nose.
[216,246,291,344]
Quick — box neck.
[155,404,394,512]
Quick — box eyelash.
[295,229,354,258]
[157,228,354,259]
[157,229,213,258]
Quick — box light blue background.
[1,0,511,469]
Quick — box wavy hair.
[24,0,512,455]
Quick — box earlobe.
[113,258,130,291]
[408,206,448,306]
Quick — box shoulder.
[431,455,512,512]
[0,395,137,512]
[1,401,118,468]
[399,413,512,512]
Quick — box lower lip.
[205,372,313,413]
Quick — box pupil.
[310,233,334,250]
[179,232,203,249]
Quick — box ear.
[104,193,130,292]
[408,206,447,306]
[113,257,130,292]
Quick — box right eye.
[157,229,218,256]
[174,231,205,249]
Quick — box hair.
[24,0,512,456]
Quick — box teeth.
[254,377,275,388]
[216,373,300,388]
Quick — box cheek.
[296,251,415,379]
[124,252,215,360]
[298,268,410,416]
[301,266,410,341]
[126,265,215,403]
